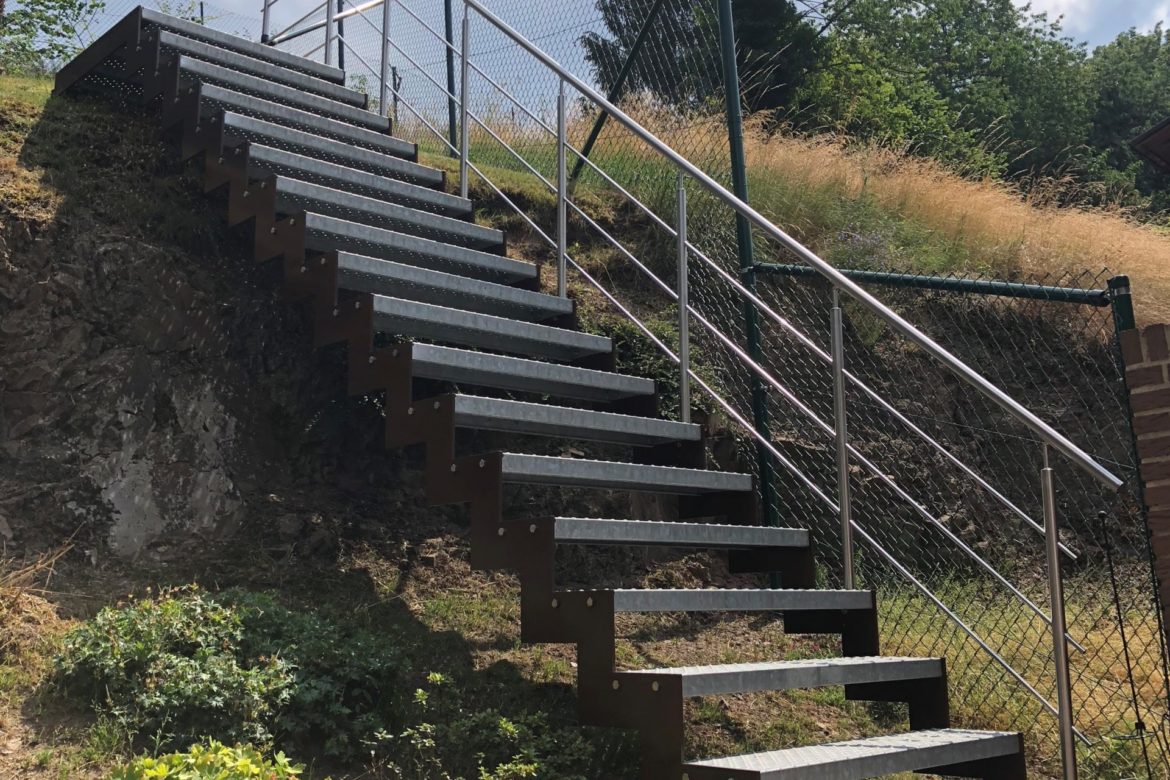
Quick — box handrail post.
[458,3,470,199]
[677,173,690,423]
[556,79,568,298]
[379,0,392,118]
[336,0,345,71]
[324,0,336,65]
[1043,445,1078,780]
[260,0,272,43]
[444,0,459,157]
[831,288,853,588]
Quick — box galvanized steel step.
[407,344,653,402]
[609,588,872,613]
[448,395,699,446]
[621,656,942,697]
[372,297,610,361]
[336,253,569,321]
[179,55,386,130]
[142,7,345,83]
[273,176,502,250]
[157,31,364,106]
[221,112,437,185]
[499,454,752,493]
[680,729,1022,780]
[199,84,414,158]
[552,518,808,548]
[242,143,466,215]
[301,213,532,284]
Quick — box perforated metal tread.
[336,252,570,321]
[300,213,533,284]
[156,31,364,106]
[681,729,1022,780]
[141,7,345,83]
[552,518,808,548]
[621,656,942,697]
[242,143,466,215]
[272,176,502,250]
[199,84,414,157]
[609,588,872,613]
[221,112,438,185]
[447,394,699,446]
[179,55,386,130]
[372,297,610,361]
[499,454,753,493]
[407,344,654,402]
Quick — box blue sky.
[1021,0,1166,47]
[201,0,1169,50]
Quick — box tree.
[580,0,824,113]
[815,0,1092,176]
[0,0,106,75]
[1082,25,1170,211]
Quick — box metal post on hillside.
[336,0,345,71]
[444,0,459,158]
[379,0,391,117]
[717,0,777,531]
[260,0,271,43]
[324,0,336,65]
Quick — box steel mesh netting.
[735,266,1170,776]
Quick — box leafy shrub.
[54,587,405,759]
[110,740,302,780]
[215,589,406,758]
[368,673,599,780]
[55,587,291,748]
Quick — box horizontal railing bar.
[753,263,1112,307]
[268,0,327,43]
[462,0,1123,492]
[271,0,383,44]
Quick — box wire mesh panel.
[745,268,1170,776]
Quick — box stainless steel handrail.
[383,61,1084,725]
[460,0,1123,493]
[364,0,1078,559]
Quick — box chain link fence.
[57,0,1170,775]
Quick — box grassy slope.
[415,110,1170,324]
[0,75,916,779]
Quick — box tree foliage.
[0,0,105,74]
[582,0,1170,216]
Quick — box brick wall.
[1121,324,1170,627]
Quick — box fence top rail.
[457,0,1123,491]
[753,263,1115,307]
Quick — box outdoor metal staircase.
[56,8,1030,778]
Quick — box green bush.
[110,740,302,780]
[367,673,597,780]
[54,587,405,759]
[55,587,291,748]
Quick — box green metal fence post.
[717,0,777,531]
[1108,275,1136,332]
[568,0,668,183]
[444,0,458,158]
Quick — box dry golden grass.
[579,107,1170,325]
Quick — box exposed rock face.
[0,92,402,563]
